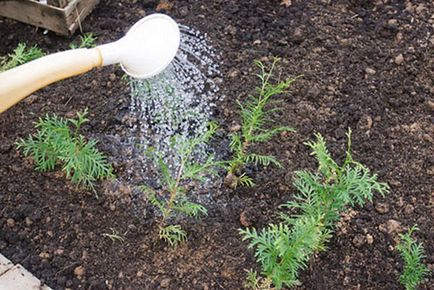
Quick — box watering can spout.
[0,13,180,114]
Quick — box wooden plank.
[64,0,100,34]
[0,265,43,290]
[0,0,99,36]
[0,254,13,276]
[48,0,69,8]
[0,0,68,35]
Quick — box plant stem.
[165,159,185,219]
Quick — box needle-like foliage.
[397,225,430,290]
[17,109,113,193]
[241,215,330,288]
[69,33,97,49]
[240,130,389,288]
[159,224,187,247]
[226,58,295,188]
[0,43,44,71]
[140,123,219,246]
[285,130,389,227]
[244,269,274,290]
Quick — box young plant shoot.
[240,130,389,289]
[397,225,429,290]
[0,43,44,72]
[226,58,295,188]
[140,123,219,247]
[69,33,98,49]
[244,269,274,290]
[17,109,113,193]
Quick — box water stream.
[127,25,223,186]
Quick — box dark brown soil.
[1,0,433,289]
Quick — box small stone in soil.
[138,10,146,17]
[240,211,252,227]
[394,54,404,65]
[39,252,50,259]
[23,94,38,105]
[374,202,389,214]
[352,234,365,247]
[365,67,376,75]
[54,249,64,255]
[403,204,414,215]
[292,27,304,43]
[397,196,404,207]
[366,234,374,244]
[224,173,238,189]
[227,68,239,79]
[415,4,427,14]
[224,25,237,35]
[358,115,373,130]
[25,217,33,226]
[229,123,241,132]
[396,32,403,41]
[160,278,171,288]
[387,19,398,28]
[74,265,85,277]
[379,219,402,235]
[6,218,15,227]
[337,37,351,46]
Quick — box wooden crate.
[0,0,100,36]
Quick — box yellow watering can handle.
[0,48,103,113]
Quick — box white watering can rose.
[0,13,180,113]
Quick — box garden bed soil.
[1,0,433,289]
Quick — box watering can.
[0,14,180,113]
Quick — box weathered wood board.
[0,0,100,36]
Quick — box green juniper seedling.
[17,109,113,193]
[241,214,329,288]
[226,58,295,188]
[396,225,429,290]
[69,33,97,49]
[240,130,389,288]
[140,123,219,247]
[0,43,44,72]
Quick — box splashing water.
[128,25,223,177]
